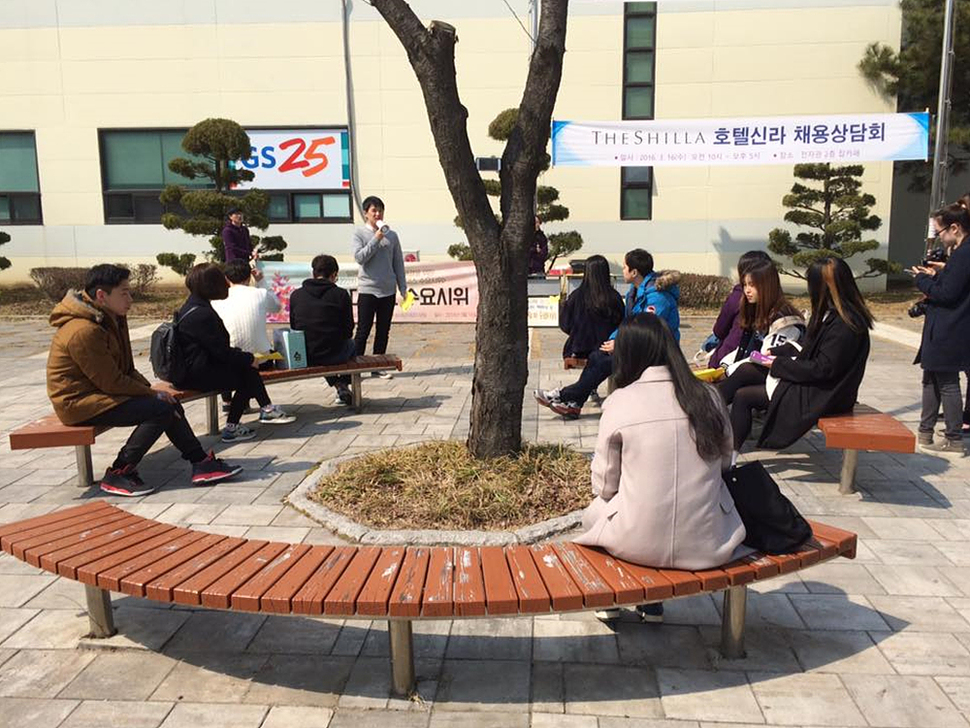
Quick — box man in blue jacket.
[536,248,680,419]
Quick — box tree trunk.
[371,0,568,459]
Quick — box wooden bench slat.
[691,567,731,591]
[122,534,232,597]
[77,526,191,585]
[325,546,381,616]
[144,537,248,602]
[656,568,703,596]
[738,553,781,581]
[8,415,100,449]
[550,543,615,609]
[615,561,676,602]
[97,531,211,590]
[804,534,839,561]
[388,547,431,618]
[764,541,823,574]
[39,517,160,573]
[61,522,178,580]
[529,545,584,611]
[572,545,644,605]
[422,547,456,617]
[21,513,141,566]
[818,410,915,453]
[230,543,311,612]
[1,505,120,554]
[453,547,487,617]
[506,545,551,614]
[807,521,858,559]
[479,546,518,615]
[719,560,759,586]
[260,546,335,614]
[291,546,357,615]
[197,542,287,609]
[356,546,406,616]
[168,539,269,604]
[0,502,109,539]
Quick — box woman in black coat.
[559,255,624,359]
[910,203,970,454]
[756,257,874,450]
[174,263,294,443]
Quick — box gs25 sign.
[232,129,351,191]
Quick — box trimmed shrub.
[122,263,160,299]
[29,267,89,302]
[677,273,733,309]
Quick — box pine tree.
[156,118,286,274]
[768,163,899,279]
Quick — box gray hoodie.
[352,225,407,298]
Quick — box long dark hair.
[738,259,799,333]
[613,314,729,462]
[574,255,617,316]
[806,257,874,339]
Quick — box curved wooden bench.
[0,501,856,696]
[8,355,403,486]
[817,404,916,494]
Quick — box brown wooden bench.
[817,404,916,495]
[0,501,856,697]
[8,355,403,487]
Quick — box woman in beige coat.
[574,313,748,622]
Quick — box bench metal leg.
[839,448,859,495]
[720,585,747,659]
[84,584,116,638]
[75,445,94,487]
[388,619,415,696]
[351,373,363,412]
[205,394,220,436]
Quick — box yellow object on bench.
[693,367,726,383]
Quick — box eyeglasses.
[934,226,949,238]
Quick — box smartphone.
[749,350,775,366]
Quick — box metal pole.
[84,585,116,638]
[720,586,747,659]
[388,620,415,696]
[838,448,859,495]
[928,0,958,243]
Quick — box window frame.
[0,130,43,225]
[620,3,657,221]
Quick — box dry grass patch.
[310,440,591,531]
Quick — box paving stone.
[868,595,970,632]
[786,629,895,674]
[246,615,343,655]
[841,673,968,728]
[336,656,390,709]
[1,607,88,649]
[162,611,266,654]
[260,705,335,728]
[936,676,970,714]
[697,625,802,674]
[656,667,763,723]
[788,594,892,631]
[659,594,721,627]
[158,702,268,728]
[0,574,56,607]
[749,671,866,726]
[798,561,888,595]
[59,700,174,728]
[435,659,530,712]
[564,663,663,718]
[530,661,563,714]
[532,617,619,663]
[873,631,970,675]
[867,564,964,597]
[151,653,266,703]
[0,697,79,728]
[60,651,177,700]
[78,607,189,653]
[615,623,710,669]
[446,618,532,661]
[23,579,100,610]
[210,504,282,526]
[244,654,354,707]
[0,648,95,698]
[155,503,226,525]
[329,708,429,728]
[530,714,596,728]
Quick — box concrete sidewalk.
[0,317,968,728]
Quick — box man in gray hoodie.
[352,195,407,378]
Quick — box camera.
[922,247,948,267]
[908,300,928,318]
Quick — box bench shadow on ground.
[97,584,907,705]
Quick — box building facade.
[0,0,902,284]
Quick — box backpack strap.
[174,305,200,326]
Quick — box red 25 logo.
[277,136,335,177]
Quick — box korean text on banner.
[232,129,351,190]
[551,113,929,167]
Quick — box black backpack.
[150,306,199,384]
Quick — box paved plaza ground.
[0,313,968,728]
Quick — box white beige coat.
[574,366,747,570]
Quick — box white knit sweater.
[211,284,281,354]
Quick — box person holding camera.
[908,203,970,455]
[352,195,407,378]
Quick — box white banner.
[232,129,351,190]
[552,113,929,167]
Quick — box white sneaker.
[594,609,621,622]
[258,405,296,425]
[371,370,393,379]
[221,423,257,443]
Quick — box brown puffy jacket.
[46,291,153,425]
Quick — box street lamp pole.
[928,0,958,239]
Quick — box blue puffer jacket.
[611,270,681,342]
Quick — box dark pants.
[313,339,357,387]
[963,370,970,427]
[85,396,207,470]
[355,293,396,356]
[921,370,963,441]
[560,349,613,406]
[227,367,272,425]
[717,364,770,451]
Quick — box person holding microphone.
[352,196,407,378]
[909,203,970,456]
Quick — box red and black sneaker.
[99,464,155,497]
[191,451,243,485]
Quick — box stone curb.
[285,449,584,546]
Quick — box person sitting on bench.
[536,248,680,419]
[559,254,624,361]
[574,313,746,624]
[46,264,242,497]
[289,254,357,406]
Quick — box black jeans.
[315,339,357,387]
[717,363,770,451]
[921,370,963,441]
[84,396,207,470]
[560,349,613,406]
[355,293,396,356]
[227,366,272,425]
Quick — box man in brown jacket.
[47,264,242,496]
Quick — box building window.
[0,132,42,224]
[621,2,656,220]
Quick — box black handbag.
[725,461,812,554]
